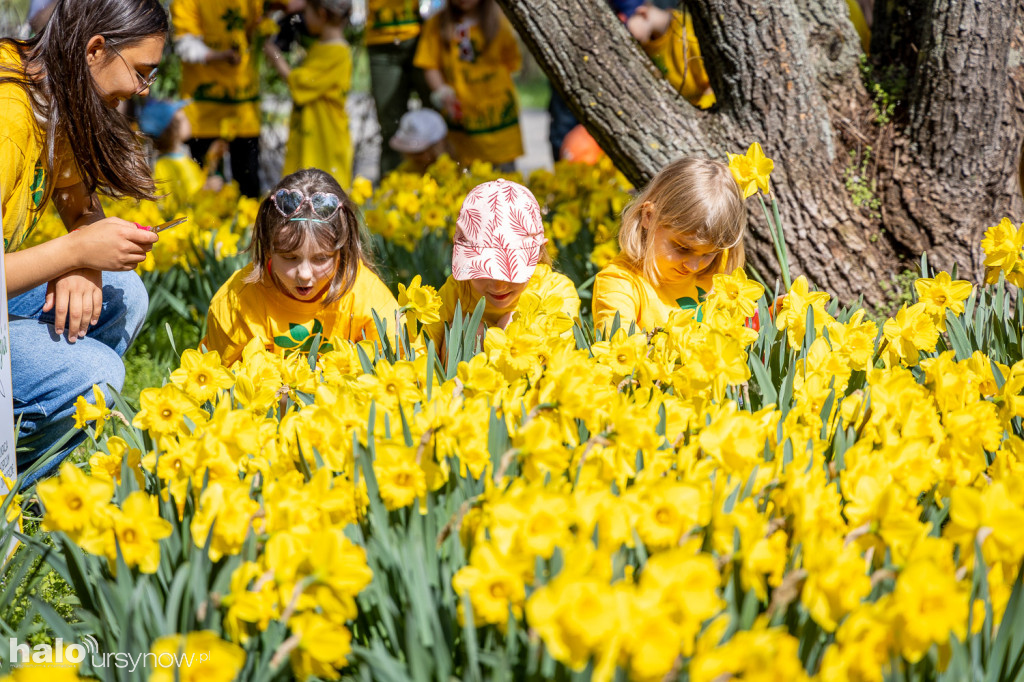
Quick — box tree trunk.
[498,0,1024,305]
[879,0,1024,275]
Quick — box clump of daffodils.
[30,136,1024,680]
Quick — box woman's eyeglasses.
[108,42,158,95]
[271,189,343,222]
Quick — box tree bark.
[498,0,1024,305]
[880,0,1024,275]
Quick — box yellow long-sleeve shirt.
[423,264,580,348]
[365,0,421,45]
[172,0,262,138]
[644,10,716,109]
[204,262,401,366]
[592,254,725,333]
[413,15,524,165]
[282,40,353,190]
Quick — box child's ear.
[640,201,654,231]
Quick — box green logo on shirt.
[221,7,245,32]
[676,287,706,311]
[274,319,334,354]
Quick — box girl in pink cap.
[424,178,580,349]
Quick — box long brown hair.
[440,0,504,46]
[0,0,168,214]
[247,169,377,305]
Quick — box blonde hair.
[618,157,746,286]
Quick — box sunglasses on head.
[271,189,343,222]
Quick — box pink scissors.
[135,216,188,233]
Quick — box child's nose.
[683,253,715,271]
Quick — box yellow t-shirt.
[424,264,580,348]
[154,153,206,213]
[204,262,401,366]
[365,0,421,45]
[172,0,262,139]
[0,45,81,252]
[283,40,352,190]
[413,16,524,165]
[592,253,724,333]
[644,10,715,109]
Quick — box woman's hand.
[43,269,103,341]
[67,218,158,271]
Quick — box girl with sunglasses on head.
[204,168,400,366]
[0,0,167,483]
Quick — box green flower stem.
[758,193,792,292]
[769,193,793,291]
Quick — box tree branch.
[687,0,839,160]
[496,0,716,185]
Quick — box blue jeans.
[9,271,148,486]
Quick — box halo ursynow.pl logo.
[6,636,211,672]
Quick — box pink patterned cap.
[452,178,547,284]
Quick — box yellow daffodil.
[397,275,442,327]
[727,142,774,199]
[149,631,245,682]
[882,302,939,367]
[914,271,972,330]
[981,217,1024,285]
[170,348,235,404]
[72,384,110,436]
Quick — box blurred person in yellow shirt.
[626,4,715,109]
[365,0,430,177]
[414,0,523,170]
[171,0,263,197]
[138,98,226,213]
[264,0,353,189]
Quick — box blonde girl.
[204,168,399,365]
[592,157,746,332]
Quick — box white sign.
[0,210,16,493]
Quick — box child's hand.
[203,175,225,192]
[206,49,241,65]
[625,12,653,43]
[205,139,230,167]
[430,85,461,122]
[496,311,514,329]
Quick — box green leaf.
[946,310,972,361]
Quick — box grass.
[3,517,81,649]
[516,76,551,111]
